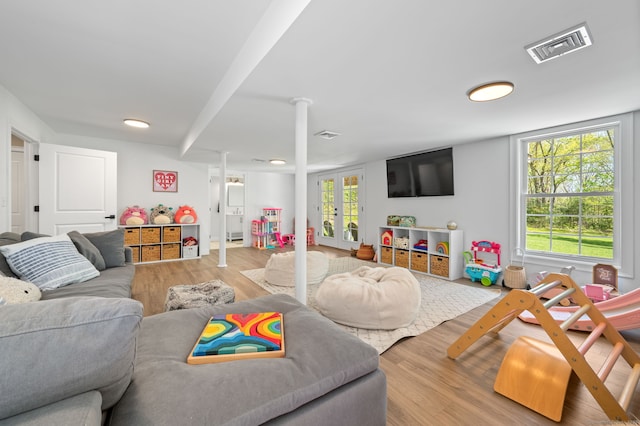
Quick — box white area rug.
[241,257,501,354]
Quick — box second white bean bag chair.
[264,251,329,287]
[315,266,421,330]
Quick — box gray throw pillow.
[68,231,107,271]
[83,229,126,268]
[20,231,50,241]
[0,297,143,419]
[0,233,21,278]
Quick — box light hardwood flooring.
[131,245,640,425]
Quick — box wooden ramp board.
[494,336,572,422]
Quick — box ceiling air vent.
[314,130,341,140]
[525,23,592,64]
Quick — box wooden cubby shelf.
[378,226,463,280]
[120,223,200,264]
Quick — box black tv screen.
[386,148,454,197]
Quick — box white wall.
[51,134,211,255]
[310,116,640,292]
[362,138,510,250]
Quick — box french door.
[316,169,363,250]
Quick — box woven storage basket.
[504,248,527,289]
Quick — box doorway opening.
[210,173,246,250]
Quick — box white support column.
[218,152,228,267]
[290,97,312,304]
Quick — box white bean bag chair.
[315,266,421,330]
[264,251,329,287]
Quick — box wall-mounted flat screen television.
[386,147,454,197]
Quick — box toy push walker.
[464,241,502,286]
[447,273,640,422]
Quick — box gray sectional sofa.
[0,230,387,425]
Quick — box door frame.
[316,167,364,250]
[10,131,38,233]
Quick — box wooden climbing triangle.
[447,273,640,422]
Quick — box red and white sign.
[153,170,178,192]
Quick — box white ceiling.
[2,0,639,173]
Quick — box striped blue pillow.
[0,234,100,291]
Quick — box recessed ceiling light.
[467,82,514,102]
[314,130,341,140]
[123,118,150,128]
[269,159,286,165]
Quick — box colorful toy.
[520,286,640,331]
[149,204,174,224]
[465,240,502,286]
[182,236,198,246]
[381,230,393,246]
[435,241,449,255]
[119,205,148,225]
[413,239,427,251]
[174,205,198,224]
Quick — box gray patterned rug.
[241,257,501,354]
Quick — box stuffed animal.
[119,205,148,225]
[182,236,198,246]
[0,276,41,305]
[149,204,174,224]
[174,205,198,224]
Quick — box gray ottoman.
[164,280,235,311]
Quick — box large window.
[511,113,633,275]
[525,128,614,259]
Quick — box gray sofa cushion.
[0,391,102,426]
[68,231,107,271]
[83,229,125,268]
[0,233,20,278]
[110,294,381,426]
[0,297,143,420]
[20,231,48,241]
[40,264,135,300]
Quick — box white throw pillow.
[0,234,100,291]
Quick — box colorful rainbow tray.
[187,312,284,364]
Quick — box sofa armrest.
[124,246,133,264]
[0,391,102,426]
[0,297,143,420]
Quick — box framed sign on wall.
[153,170,178,192]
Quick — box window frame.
[509,113,634,277]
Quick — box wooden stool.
[494,336,572,421]
[306,227,315,245]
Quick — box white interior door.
[316,169,363,250]
[38,144,117,235]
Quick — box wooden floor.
[131,245,640,425]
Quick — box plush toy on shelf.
[182,236,198,246]
[174,205,198,224]
[119,205,148,225]
[149,204,174,224]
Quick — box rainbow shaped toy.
[187,312,284,364]
[435,241,449,255]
